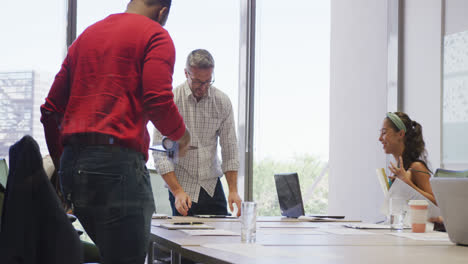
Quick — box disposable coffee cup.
[408,200,429,233]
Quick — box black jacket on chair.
[0,135,82,264]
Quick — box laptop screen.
[431,177,468,245]
[274,173,305,218]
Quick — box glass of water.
[241,201,257,243]
[389,197,407,231]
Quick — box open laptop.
[430,177,468,245]
[274,172,345,219]
[274,173,305,218]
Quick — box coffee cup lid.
[408,200,428,206]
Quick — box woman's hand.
[388,156,412,185]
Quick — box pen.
[173,222,204,225]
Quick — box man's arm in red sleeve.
[40,55,71,169]
[142,31,186,141]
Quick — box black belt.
[63,133,119,146]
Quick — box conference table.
[148,216,468,264]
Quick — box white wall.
[401,0,442,171]
[330,0,447,222]
[329,0,388,222]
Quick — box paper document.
[382,178,441,218]
[194,214,237,219]
[322,228,375,235]
[181,229,239,236]
[298,216,359,222]
[260,229,324,235]
[202,243,281,258]
[159,223,215,230]
[258,222,319,228]
[344,223,410,229]
[201,243,341,260]
[388,232,450,241]
[152,213,171,219]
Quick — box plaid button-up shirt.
[153,82,239,202]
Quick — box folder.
[376,168,390,196]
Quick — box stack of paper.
[181,229,239,236]
[152,213,171,219]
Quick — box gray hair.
[186,49,215,70]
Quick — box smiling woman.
[379,111,437,205]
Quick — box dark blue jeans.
[169,178,228,216]
[59,145,155,264]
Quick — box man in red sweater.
[40,0,189,263]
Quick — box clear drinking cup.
[241,201,257,243]
[389,197,407,231]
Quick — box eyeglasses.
[187,72,215,88]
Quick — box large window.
[73,1,240,216]
[442,30,468,169]
[442,1,468,169]
[76,1,127,35]
[165,1,240,212]
[0,0,67,157]
[0,1,330,217]
[75,1,240,172]
[253,0,330,215]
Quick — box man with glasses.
[153,49,242,217]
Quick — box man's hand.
[177,128,191,157]
[225,171,241,216]
[161,171,192,216]
[228,191,242,217]
[173,189,192,216]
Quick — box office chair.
[434,168,468,178]
[0,159,7,224]
[0,159,7,189]
[0,135,83,264]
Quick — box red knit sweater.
[41,13,185,162]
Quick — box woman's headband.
[386,112,407,132]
